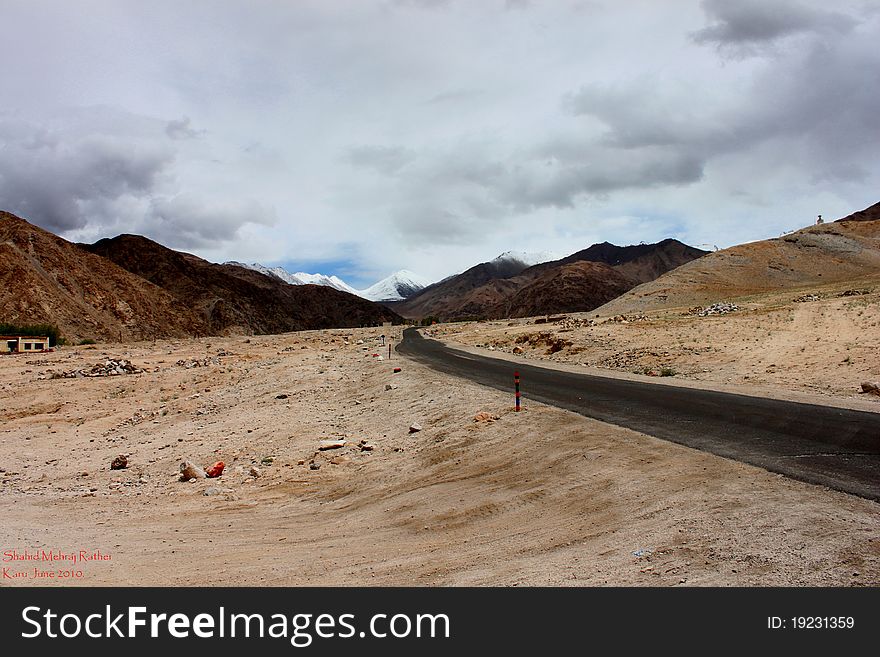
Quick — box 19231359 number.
[768,616,854,630]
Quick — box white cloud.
[0,0,877,285]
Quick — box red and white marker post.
[514,370,521,412]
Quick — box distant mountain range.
[359,270,433,301]
[0,211,400,342]
[226,262,432,302]
[0,209,709,339]
[9,201,873,342]
[387,239,708,320]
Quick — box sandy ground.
[430,279,880,406]
[0,324,878,587]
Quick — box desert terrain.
[1,322,877,587]
[432,277,880,405]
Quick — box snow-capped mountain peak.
[492,250,559,268]
[226,262,359,295]
[225,262,431,301]
[248,263,306,286]
[359,269,431,302]
[292,272,361,296]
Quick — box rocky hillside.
[389,253,540,319]
[595,202,880,316]
[836,201,880,223]
[83,234,401,334]
[0,211,203,342]
[392,238,706,320]
[487,261,634,319]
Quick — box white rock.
[318,439,347,450]
[179,460,207,481]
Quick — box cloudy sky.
[1,0,878,287]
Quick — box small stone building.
[1,336,50,354]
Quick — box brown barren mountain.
[836,200,880,223]
[0,211,205,342]
[488,261,634,319]
[393,238,706,320]
[595,202,880,316]
[83,234,401,334]
[386,254,539,320]
[1,211,400,343]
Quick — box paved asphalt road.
[398,328,880,501]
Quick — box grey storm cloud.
[144,195,276,250]
[0,116,173,232]
[372,139,705,245]
[563,21,880,182]
[361,0,877,250]
[2,1,878,281]
[692,0,857,52]
[498,150,706,210]
[0,109,274,250]
[165,116,205,140]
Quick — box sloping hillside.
[391,253,539,319]
[595,203,880,316]
[0,211,205,342]
[487,261,634,319]
[393,238,706,320]
[84,235,401,334]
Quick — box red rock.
[206,461,225,478]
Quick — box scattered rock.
[559,317,594,329]
[512,346,524,354]
[606,313,647,324]
[174,357,219,369]
[206,461,225,478]
[393,367,402,373]
[513,331,572,354]
[473,411,500,422]
[309,461,320,470]
[360,443,375,452]
[860,381,880,396]
[319,439,347,450]
[261,456,275,465]
[110,455,128,470]
[794,293,821,303]
[179,460,207,481]
[409,423,422,434]
[248,466,261,478]
[204,486,223,496]
[43,359,144,380]
[696,302,739,316]
[275,394,289,399]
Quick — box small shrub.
[660,367,676,377]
